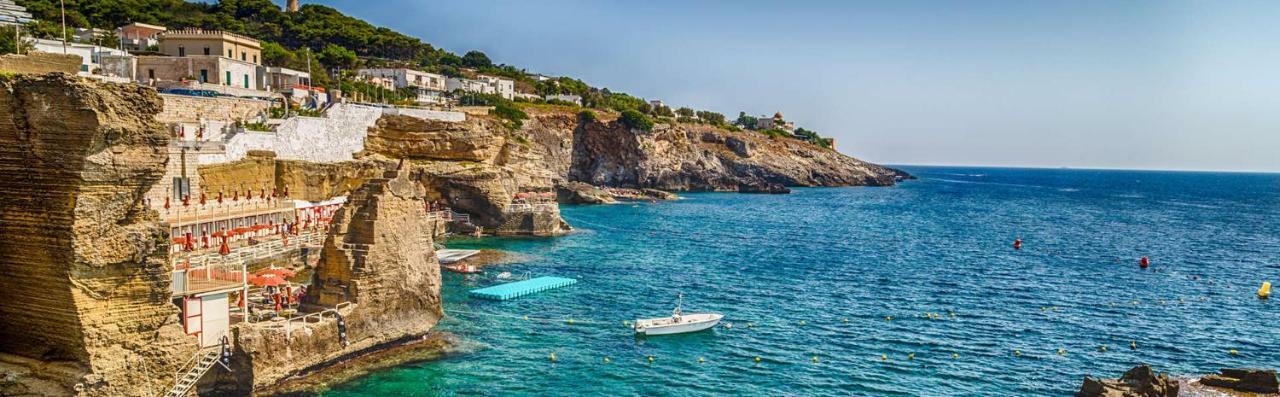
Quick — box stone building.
[447,74,515,100]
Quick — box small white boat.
[634,293,723,336]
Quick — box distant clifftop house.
[447,75,515,100]
[755,111,795,131]
[357,68,448,105]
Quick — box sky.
[307,0,1279,172]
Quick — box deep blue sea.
[324,166,1280,396]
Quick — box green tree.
[675,107,695,117]
[462,50,492,68]
[736,112,758,130]
[319,43,358,69]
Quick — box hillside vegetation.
[14,0,835,148]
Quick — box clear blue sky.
[307,0,1279,172]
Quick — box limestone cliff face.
[563,116,906,192]
[223,167,443,392]
[366,115,565,235]
[0,74,190,397]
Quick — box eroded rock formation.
[0,74,190,397]
[1077,365,1179,397]
[218,166,444,393]
[1199,368,1279,394]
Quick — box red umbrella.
[249,273,287,287]
[255,267,296,278]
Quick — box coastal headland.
[0,73,902,396]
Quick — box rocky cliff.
[0,74,191,397]
[518,110,906,195]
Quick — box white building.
[545,94,582,105]
[446,75,515,100]
[30,38,133,76]
[357,68,448,105]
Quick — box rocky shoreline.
[1078,365,1278,397]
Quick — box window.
[177,46,185,57]
[243,74,250,88]
[253,55,258,64]
[203,47,210,56]
[148,69,155,79]
[228,49,233,58]
[199,69,208,83]
[241,52,246,61]
[172,177,190,200]
[225,71,231,86]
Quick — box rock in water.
[555,181,617,204]
[1199,368,1279,394]
[1076,365,1179,397]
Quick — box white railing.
[283,302,354,338]
[505,202,558,214]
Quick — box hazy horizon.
[306,0,1279,173]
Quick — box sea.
[321,166,1280,396]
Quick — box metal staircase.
[164,348,222,397]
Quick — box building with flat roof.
[446,75,515,100]
[357,68,448,105]
[118,22,167,51]
[160,29,263,65]
[30,38,133,76]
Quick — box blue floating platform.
[468,276,578,301]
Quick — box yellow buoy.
[907,353,915,360]
[885,316,893,321]
[1099,346,1108,353]
[952,353,959,359]
[799,320,807,325]
[812,356,819,363]
[1014,349,1022,357]
[843,317,850,323]
[1259,282,1272,299]
[603,357,611,363]
[523,315,529,321]
[1057,348,1066,356]
[648,356,655,363]
[747,322,754,328]
[549,352,556,362]
[1230,349,1239,356]
[567,319,575,325]
[754,356,761,363]
[881,354,888,361]
[698,357,705,363]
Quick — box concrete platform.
[437,249,481,264]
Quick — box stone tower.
[286,0,299,12]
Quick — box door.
[199,293,230,347]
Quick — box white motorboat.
[633,293,723,336]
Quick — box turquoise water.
[324,167,1280,396]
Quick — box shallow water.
[323,166,1280,396]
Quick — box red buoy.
[1139,256,1150,269]
[1013,239,1022,250]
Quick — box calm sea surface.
[323,166,1280,396]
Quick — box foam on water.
[323,166,1280,396]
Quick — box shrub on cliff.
[578,110,598,123]
[492,102,528,130]
[620,109,654,132]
